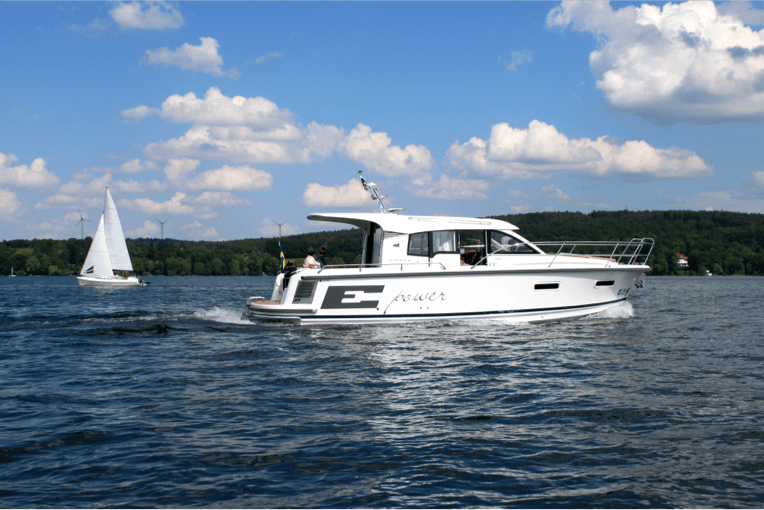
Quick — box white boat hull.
[77,275,145,287]
[244,264,646,325]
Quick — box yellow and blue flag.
[279,241,285,273]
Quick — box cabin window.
[408,232,429,257]
[432,231,457,254]
[456,230,486,265]
[488,230,536,254]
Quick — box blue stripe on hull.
[248,298,628,324]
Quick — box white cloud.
[0,153,60,188]
[181,220,219,240]
[188,191,250,207]
[501,49,533,71]
[58,173,167,196]
[302,179,369,207]
[252,51,284,65]
[121,105,160,123]
[144,37,232,77]
[446,120,713,179]
[110,1,184,30]
[119,159,158,173]
[753,171,764,188]
[410,175,490,200]
[186,165,273,191]
[119,192,197,215]
[717,2,764,27]
[548,0,764,123]
[156,87,293,128]
[163,158,200,181]
[541,184,571,201]
[126,220,160,238]
[0,188,23,221]
[338,123,435,177]
[128,89,434,176]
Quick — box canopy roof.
[307,212,518,234]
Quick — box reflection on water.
[1,276,763,507]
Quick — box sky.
[2,0,764,242]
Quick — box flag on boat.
[360,175,368,191]
[278,241,285,273]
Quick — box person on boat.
[283,260,298,287]
[317,247,327,267]
[303,249,320,269]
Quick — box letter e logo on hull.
[321,286,384,309]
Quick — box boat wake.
[194,307,251,325]
[592,301,634,319]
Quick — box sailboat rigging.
[77,187,147,287]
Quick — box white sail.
[103,187,133,271]
[80,215,113,277]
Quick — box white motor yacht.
[244,175,652,325]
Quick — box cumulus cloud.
[338,123,435,177]
[0,188,23,221]
[186,165,273,191]
[410,175,490,200]
[135,89,344,164]
[547,0,764,123]
[111,1,184,30]
[58,173,166,196]
[118,159,158,173]
[753,171,764,188]
[121,105,160,123]
[0,153,60,188]
[144,37,237,78]
[302,179,369,207]
[446,120,713,180]
[126,88,435,178]
[156,87,293,127]
[541,184,571,201]
[119,192,197,216]
[188,191,250,207]
[182,220,219,240]
[126,220,160,238]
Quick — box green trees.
[3,210,764,276]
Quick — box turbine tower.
[272,219,286,239]
[75,209,92,239]
[155,217,169,240]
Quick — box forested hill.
[3,210,764,277]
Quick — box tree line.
[3,210,764,277]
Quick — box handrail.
[316,261,447,274]
[534,238,654,268]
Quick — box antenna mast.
[358,171,404,213]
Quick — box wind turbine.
[272,219,286,239]
[154,217,169,240]
[75,209,92,240]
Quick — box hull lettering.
[321,285,385,309]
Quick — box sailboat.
[77,187,147,287]
[9,267,16,277]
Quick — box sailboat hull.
[77,275,145,287]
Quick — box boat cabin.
[307,212,544,268]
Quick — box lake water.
[1,276,763,508]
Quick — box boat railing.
[316,261,447,273]
[533,238,655,268]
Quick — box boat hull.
[77,275,145,287]
[243,265,646,325]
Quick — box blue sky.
[2,1,764,241]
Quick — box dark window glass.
[489,231,536,254]
[408,232,429,256]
